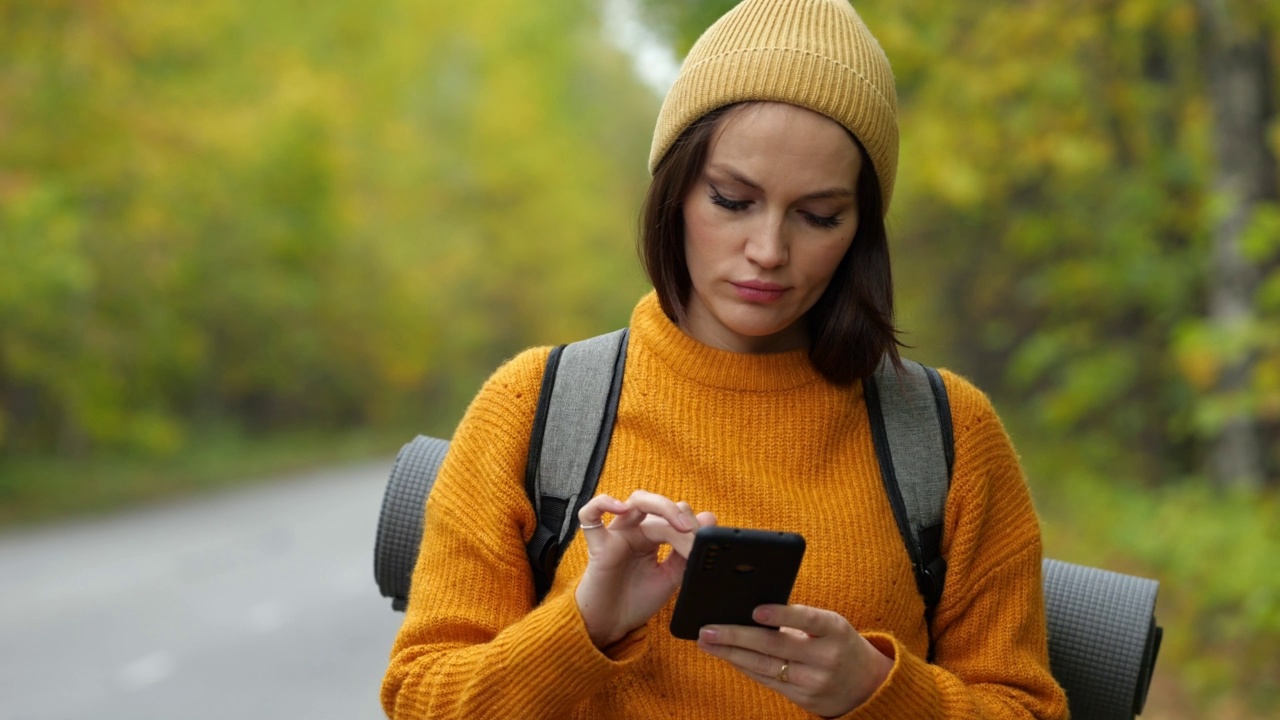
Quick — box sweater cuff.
[600,623,650,663]
[838,633,937,719]
[513,592,649,705]
[486,589,645,707]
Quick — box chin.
[728,322,790,340]
[721,315,805,351]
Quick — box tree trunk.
[1192,0,1277,489]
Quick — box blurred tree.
[4,0,1277,488]
[0,0,655,455]
[1190,0,1277,489]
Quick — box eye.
[709,186,750,212]
[802,211,844,229]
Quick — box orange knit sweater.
[382,293,1068,719]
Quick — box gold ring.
[579,521,605,530]
[776,659,790,684]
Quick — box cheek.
[682,202,712,244]
[682,205,727,267]
[797,241,855,295]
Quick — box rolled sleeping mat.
[374,435,450,611]
[1042,558,1162,720]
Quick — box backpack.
[374,330,1163,720]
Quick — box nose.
[743,216,788,269]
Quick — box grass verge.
[0,424,423,529]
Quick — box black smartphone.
[669,525,806,640]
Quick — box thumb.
[660,546,690,588]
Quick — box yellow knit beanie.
[648,0,899,212]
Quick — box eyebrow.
[706,163,855,201]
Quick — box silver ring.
[579,521,605,530]
[776,660,790,684]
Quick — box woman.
[382,0,1069,718]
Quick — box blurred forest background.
[1,0,1277,716]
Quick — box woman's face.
[681,102,862,354]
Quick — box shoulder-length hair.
[638,103,903,385]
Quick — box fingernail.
[753,607,770,623]
[699,627,720,642]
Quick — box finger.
[637,513,679,538]
[752,604,846,639]
[637,515,695,556]
[623,490,697,532]
[697,633,802,685]
[698,631,817,696]
[576,494,628,552]
[659,542,689,578]
[605,502,647,530]
[577,494,628,527]
[740,660,806,693]
[638,507,719,556]
[699,622,803,663]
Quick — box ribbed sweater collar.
[630,292,825,392]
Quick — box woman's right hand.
[574,490,717,648]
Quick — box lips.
[732,280,787,303]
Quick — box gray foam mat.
[374,435,450,611]
[1043,558,1161,719]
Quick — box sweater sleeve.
[380,348,647,719]
[840,371,1069,720]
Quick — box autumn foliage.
[2,0,1279,713]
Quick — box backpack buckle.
[918,556,947,609]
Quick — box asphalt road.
[0,461,406,720]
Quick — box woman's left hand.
[696,604,894,718]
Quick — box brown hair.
[639,104,903,385]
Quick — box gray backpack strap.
[524,329,629,601]
[864,360,1164,718]
[863,358,953,657]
